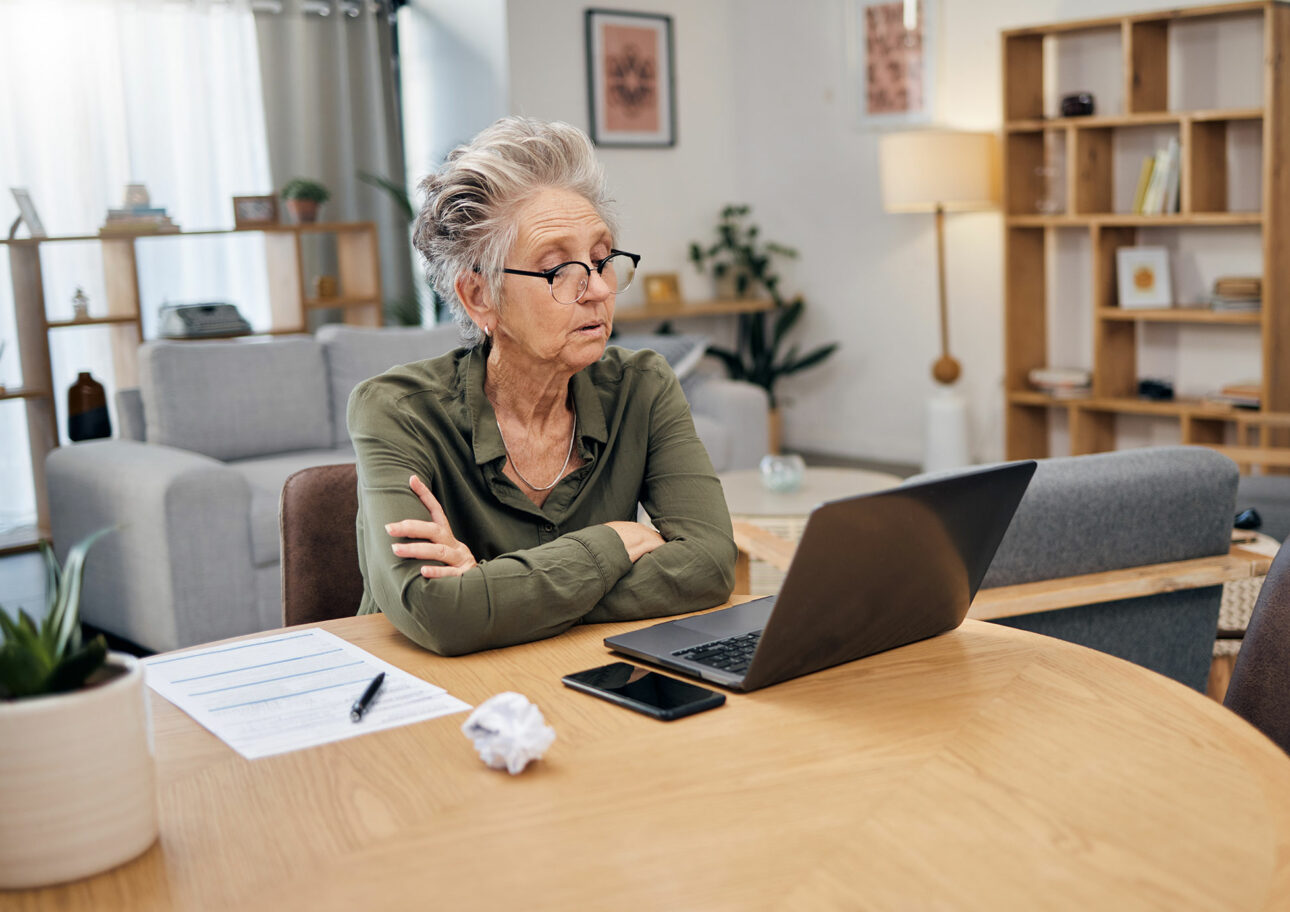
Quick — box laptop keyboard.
[672,631,762,674]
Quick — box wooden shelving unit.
[1002,1,1290,461]
[613,297,773,322]
[1,220,381,542]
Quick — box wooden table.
[10,612,1290,911]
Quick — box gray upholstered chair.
[1224,541,1290,753]
[973,446,1239,692]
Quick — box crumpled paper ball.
[461,692,556,775]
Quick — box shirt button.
[542,523,555,533]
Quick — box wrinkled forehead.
[510,187,612,258]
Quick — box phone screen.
[562,662,725,720]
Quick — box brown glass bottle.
[68,371,111,441]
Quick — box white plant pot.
[0,652,158,888]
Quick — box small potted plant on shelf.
[281,177,331,224]
[0,529,159,889]
[689,204,839,452]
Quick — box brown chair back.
[280,463,364,627]
[1225,541,1290,755]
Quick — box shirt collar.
[464,345,609,467]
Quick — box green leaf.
[782,343,840,375]
[772,299,804,342]
[51,527,114,659]
[0,639,49,698]
[357,171,416,222]
[705,346,747,381]
[45,635,108,695]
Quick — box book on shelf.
[1028,366,1091,398]
[1206,381,1261,409]
[1132,156,1154,214]
[1209,275,1261,311]
[1136,138,1179,215]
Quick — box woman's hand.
[605,521,665,563]
[386,475,478,578]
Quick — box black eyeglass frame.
[500,249,640,303]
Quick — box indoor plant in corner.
[281,177,331,224]
[689,204,839,452]
[0,529,159,889]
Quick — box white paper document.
[144,628,471,759]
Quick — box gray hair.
[412,116,618,346]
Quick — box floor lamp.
[878,130,1000,472]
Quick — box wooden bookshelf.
[1002,1,1290,463]
[613,297,774,322]
[1,221,381,541]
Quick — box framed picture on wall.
[585,9,676,147]
[850,0,935,128]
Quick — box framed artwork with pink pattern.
[585,9,676,147]
[853,0,935,128]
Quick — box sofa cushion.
[139,337,333,461]
[318,324,464,447]
[227,447,356,567]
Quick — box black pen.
[350,672,385,722]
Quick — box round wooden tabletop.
[10,612,1290,911]
[717,466,904,518]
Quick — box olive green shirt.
[349,344,736,656]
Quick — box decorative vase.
[286,199,319,224]
[759,452,805,493]
[0,653,159,888]
[67,371,111,441]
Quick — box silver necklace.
[496,406,576,492]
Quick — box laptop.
[606,460,1037,691]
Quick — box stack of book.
[1207,381,1261,409]
[1209,275,1261,312]
[99,206,179,235]
[1132,137,1180,216]
[1028,367,1091,398]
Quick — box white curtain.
[0,0,272,533]
[255,0,413,318]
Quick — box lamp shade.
[879,130,1000,213]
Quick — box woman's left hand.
[386,475,478,578]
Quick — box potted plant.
[689,204,839,452]
[281,177,331,224]
[0,529,158,889]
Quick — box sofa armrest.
[685,376,770,471]
[46,439,258,652]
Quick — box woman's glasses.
[502,250,639,305]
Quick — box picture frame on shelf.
[850,0,935,129]
[643,273,681,308]
[9,187,47,238]
[585,9,676,148]
[1116,247,1172,310]
[232,195,279,228]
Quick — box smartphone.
[562,662,726,721]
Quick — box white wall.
[505,0,741,310]
[412,0,1262,466]
[730,0,1266,465]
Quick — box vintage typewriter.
[157,303,251,339]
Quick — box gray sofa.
[46,326,769,653]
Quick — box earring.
[483,324,492,338]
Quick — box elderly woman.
[348,116,736,656]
